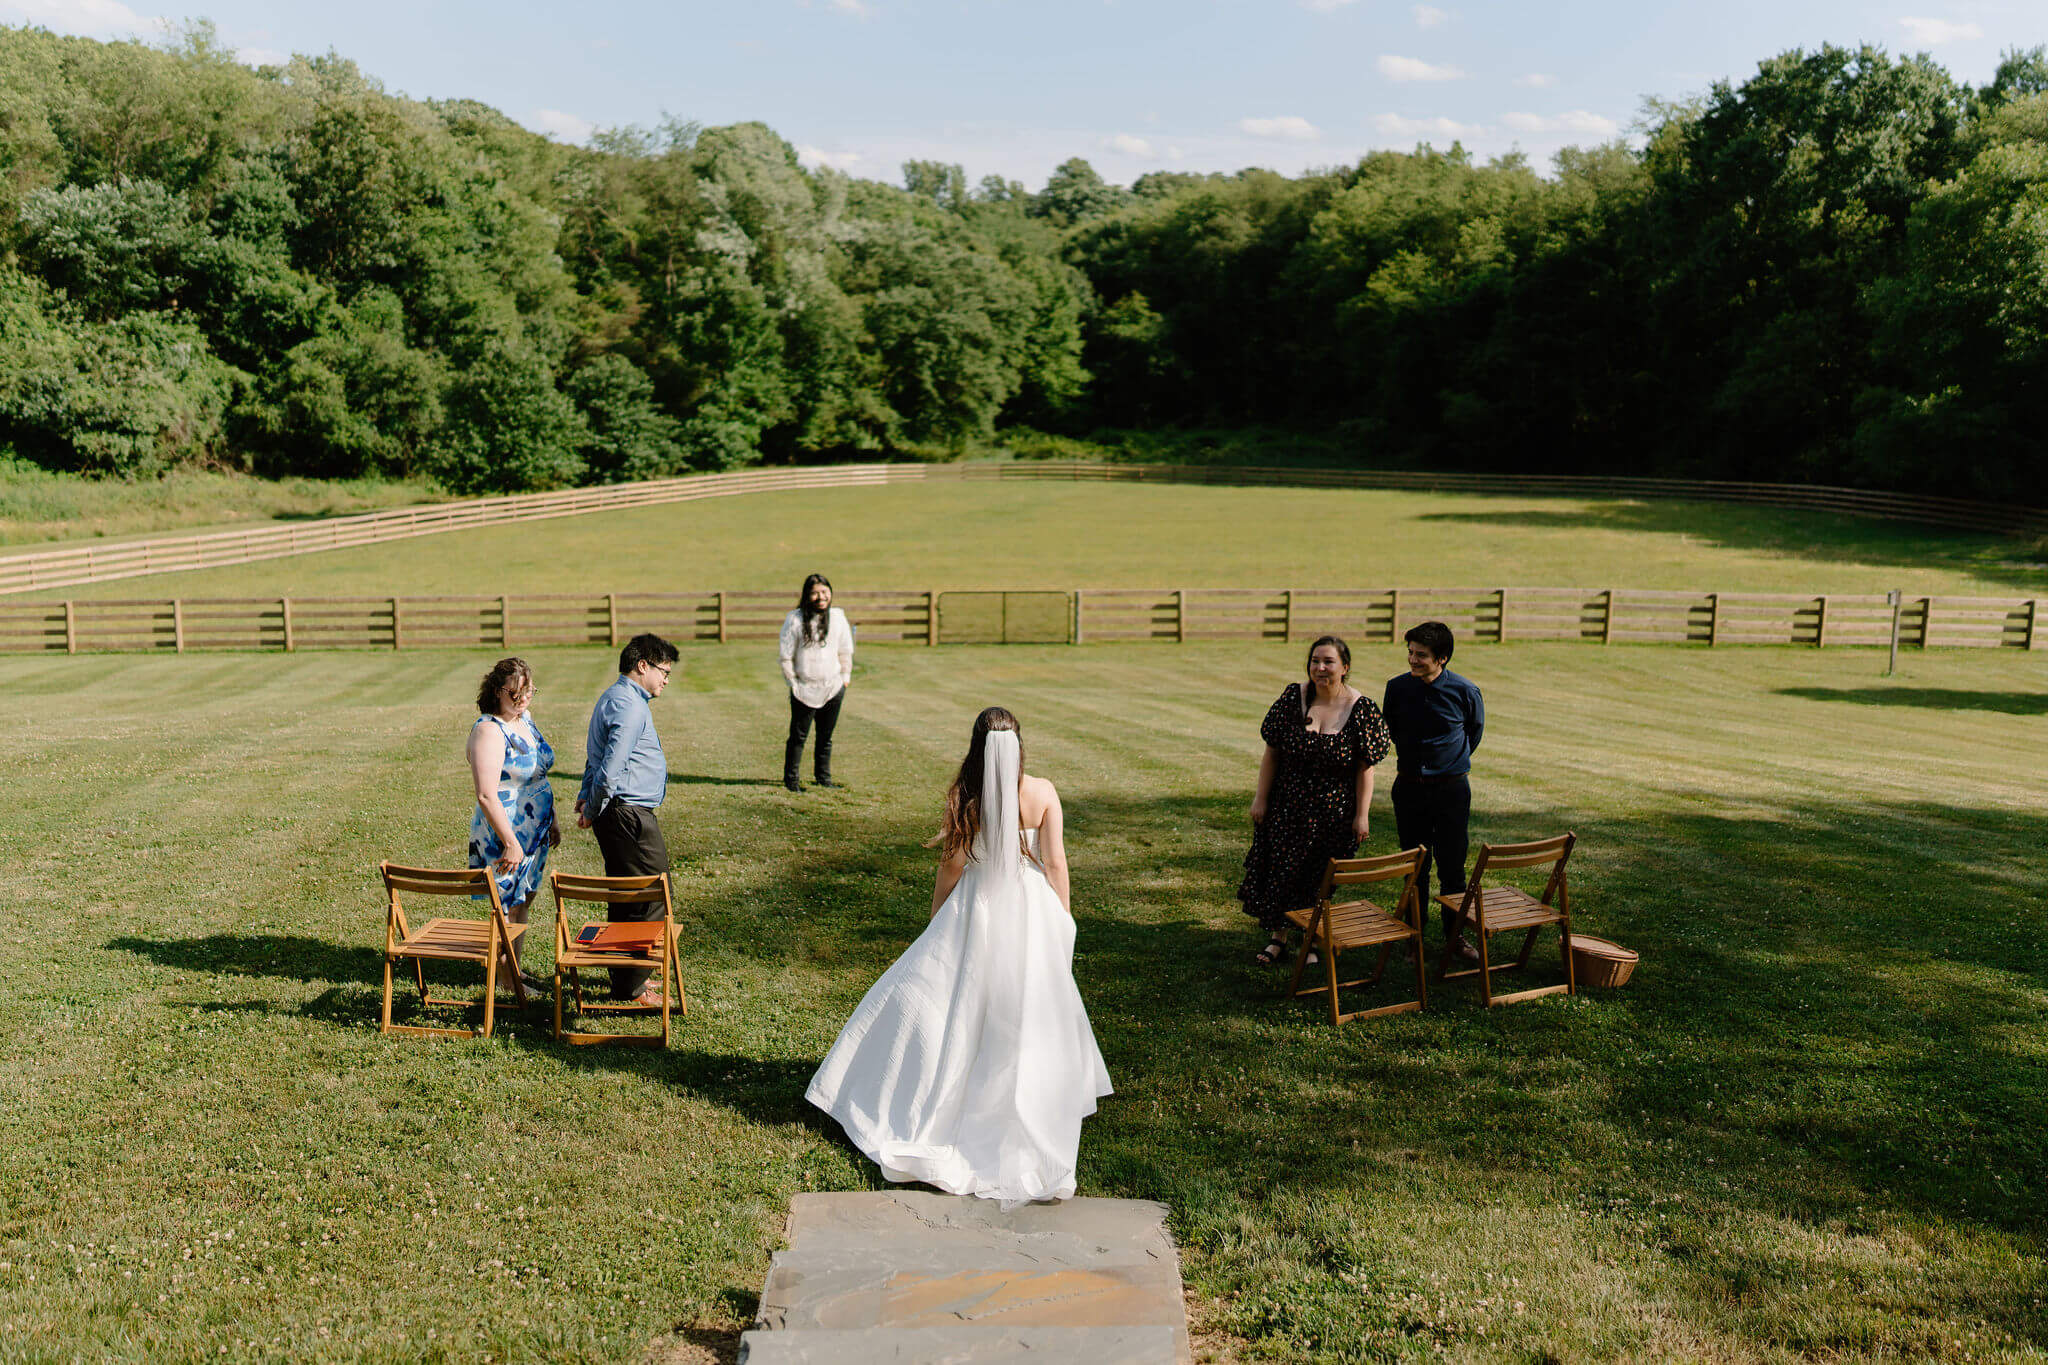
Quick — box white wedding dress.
[806,732,1113,1207]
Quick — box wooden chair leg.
[481,947,497,1039]
[412,958,428,1002]
[1513,926,1540,970]
[1287,931,1314,998]
[552,969,564,1041]
[1476,921,1494,1007]
[1367,943,1392,986]
[1324,938,1343,1026]
[381,958,394,1033]
[670,938,686,1017]
[1560,922,1577,997]
[1410,929,1428,1010]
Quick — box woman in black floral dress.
[1239,635,1391,964]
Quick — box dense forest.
[0,25,2044,500]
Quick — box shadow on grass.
[1415,500,2043,589]
[108,932,383,986]
[1775,685,2048,715]
[551,767,787,788]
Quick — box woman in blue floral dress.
[467,657,558,993]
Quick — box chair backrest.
[1320,846,1426,892]
[1466,832,1576,908]
[380,862,509,953]
[549,871,674,955]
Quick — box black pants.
[785,689,844,783]
[590,801,669,999]
[1392,773,1472,941]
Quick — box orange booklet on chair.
[572,922,666,955]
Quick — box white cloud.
[1413,4,1450,27]
[1502,110,1620,137]
[1239,115,1321,140]
[528,109,596,144]
[0,0,159,38]
[1300,0,1361,10]
[1106,132,1155,157]
[1378,54,1466,82]
[1373,113,1486,140]
[1514,72,1557,88]
[826,0,872,14]
[1167,145,1186,161]
[235,45,289,68]
[1898,16,1983,44]
[795,144,865,170]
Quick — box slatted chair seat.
[1286,847,1429,1025]
[379,862,529,1039]
[1435,832,1578,1007]
[550,871,684,1047]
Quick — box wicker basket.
[1567,935,1637,988]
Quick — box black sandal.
[1254,937,1289,966]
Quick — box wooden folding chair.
[549,871,684,1047]
[1435,832,1577,1007]
[379,862,529,1039]
[1284,847,1428,1024]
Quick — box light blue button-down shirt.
[579,675,666,812]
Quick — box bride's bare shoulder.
[1019,772,1059,818]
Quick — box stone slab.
[785,1192,1176,1263]
[736,1325,1179,1365]
[759,1258,1187,1332]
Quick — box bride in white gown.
[806,706,1113,1207]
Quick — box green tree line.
[0,26,2042,499]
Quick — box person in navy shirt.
[1381,621,1485,961]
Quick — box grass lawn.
[0,639,2042,1362]
[0,458,437,549]
[47,481,2048,602]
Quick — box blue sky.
[9,1,2037,186]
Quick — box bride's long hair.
[935,706,1037,866]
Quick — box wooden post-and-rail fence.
[3,586,2039,655]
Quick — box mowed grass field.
[50,481,2048,600]
[1,638,2043,1363]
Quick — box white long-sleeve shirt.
[780,606,854,709]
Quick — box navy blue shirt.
[1381,668,1484,778]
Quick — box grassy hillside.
[0,642,2041,1361]
[46,481,2048,601]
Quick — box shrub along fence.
[4,461,2045,597]
[3,586,2038,655]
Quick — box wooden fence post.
[717,591,728,644]
[1176,589,1187,643]
[606,593,619,648]
[1886,589,1901,675]
[1602,589,1615,644]
[1282,589,1294,644]
[281,597,294,653]
[391,596,402,651]
[1815,595,1830,648]
[1707,592,1720,647]
[1070,590,1081,645]
[500,595,511,649]
[1918,596,1933,648]
[1495,588,1507,644]
[927,590,938,646]
[1073,590,1084,645]
[63,599,75,655]
[172,599,184,654]
[1388,588,1401,642]
[2025,598,2040,651]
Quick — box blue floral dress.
[468,713,556,910]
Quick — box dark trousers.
[590,801,669,1000]
[785,689,844,783]
[1392,773,1472,942]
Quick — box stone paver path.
[738,1191,1189,1364]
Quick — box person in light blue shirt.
[576,633,679,1004]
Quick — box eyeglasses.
[652,664,673,679]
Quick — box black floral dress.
[1238,683,1392,933]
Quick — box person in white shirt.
[780,573,854,791]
